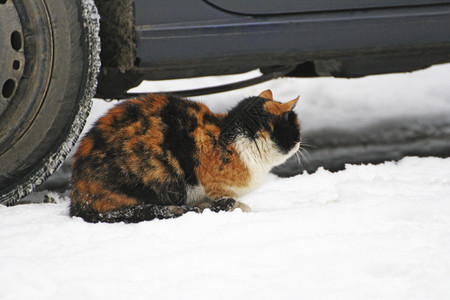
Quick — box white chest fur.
[231,135,300,197]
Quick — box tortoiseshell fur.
[70,91,301,223]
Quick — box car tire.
[0,0,100,205]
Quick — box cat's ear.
[264,95,299,115]
[258,89,273,100]
[281,96,300,111]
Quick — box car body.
[95,0,450,98]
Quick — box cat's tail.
[70,203,200,223]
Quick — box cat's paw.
[209,198,251,213]
[234,201,251,213]
[165,205,202,217]
[210,198,236,212]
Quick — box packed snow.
[1,64,449,300]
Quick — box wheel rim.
[0,0,25,113]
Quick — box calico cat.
[70,90,301,223]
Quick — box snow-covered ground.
[1,64,449,299]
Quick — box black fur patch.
[210,198,236,212]
[271,111,301,154]
[160,95,200,186]
[221,97,267,142]
[72,203,200,223]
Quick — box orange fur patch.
[166,151,183,176]
[76,137,93,158]
[97,105,125,131]
[92,191,138,213]
[71,180,89,202]
[123,116,169,184]
[145,157,169,183]
[264,97,299,116]
[264,101,285,116]
[142,94,168,114]
[72,178,138,213]
[258,89,273,100]
[192,102,209,124]
[194,119,251,199]
[145,117,165,155]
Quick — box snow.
[1,63,450,299]
[1,157,449,299]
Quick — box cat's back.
[93,93,202,135]
[74,93,206,159]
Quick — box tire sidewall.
[0,0,94,202]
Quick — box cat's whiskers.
[299,142,317,149]
[298,146,311,163]
[293,143,313,171]
[294,150,301,168]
